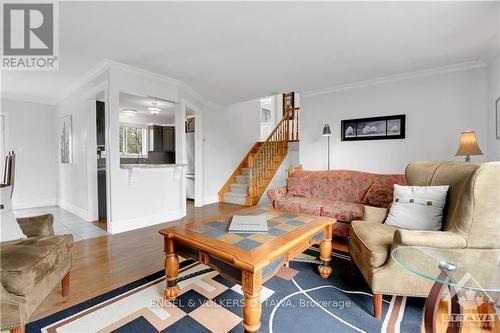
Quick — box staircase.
[219,107,300,206]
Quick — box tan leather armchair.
[348,161,500,319]
[1,214,73,333]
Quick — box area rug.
[27,249,424,333]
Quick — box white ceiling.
[2,1,499,105]
[119,92,175,116]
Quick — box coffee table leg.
[164,239,180,301]
[242,271,262,333]
[318,225,333,278]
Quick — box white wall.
[202,92,302,202]
[107,67,185,233]
[487,52,500,161]
[56,72,109,219]
[203,99,260,203]
[300,67,490,174]
[1,99,58,209]
[55,62,211,232]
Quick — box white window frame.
[119,122,148,157]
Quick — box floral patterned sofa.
[267,169,406,237]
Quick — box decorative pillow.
[1,186,26,242]
[385,184,449,231]
[286,176,311,198]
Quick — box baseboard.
[203,195,219,205]
[12,198,57,210]
[110,209,184,234]
[57,200,89,221]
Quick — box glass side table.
[391,246,500,333]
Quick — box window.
[119,124,148,156]
[261,108,272,122]
[260,97,273,123]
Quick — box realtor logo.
[2,2,58,69]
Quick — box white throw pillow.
[1,186,26,242]
[385,184,449,231]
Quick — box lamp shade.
[455,131,483,157]
[322,124,332,136]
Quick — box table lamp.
[322,124,332,169]
[455,130,483,162]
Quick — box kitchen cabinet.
[97,170,106,219]
[148,125,175,152]
[163,126,175,151]
[96,101,105,146]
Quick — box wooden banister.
[217,142,260,202]
[248,107,299,196]
[218,107,300,205]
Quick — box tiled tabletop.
[186,208,316,250]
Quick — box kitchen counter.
[120,163,187,169]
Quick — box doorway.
[84,83,110,233]
[185,112,195,204]
[260,96,276,140]
[95,100,107,231]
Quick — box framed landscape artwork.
[341,115,406,141]
[497,96,500,139]
[282,92,295,116]
[60,115,72,163]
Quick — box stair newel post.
[292,109,297,140]
[293,109,299,140]
[263,152,266,185]
[283,119,286,141]
[286,109,290,140]
[256,156,260,196]
[282,123,285,153]
[258,154,262,190]
[247,155,255,197]
[273,135,277,161]
[266,145,270,177]
[262,151,265,185]
[296,108,299,141]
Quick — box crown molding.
[58,60,110,103]
[105,59,183,87]
[1,93,58,106]
[56,59,222,109]
[179,82,225,110]
[302,60,488,98]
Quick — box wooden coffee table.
[159,206,335,332]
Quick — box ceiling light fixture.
[123,108,137,117]
[148,102,161,115]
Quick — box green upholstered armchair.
[1,214,73,333]
[348,161,500,319]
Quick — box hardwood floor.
[29,202,496,333]
[93,218,107,231]
[31,201,245,321]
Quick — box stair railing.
[247,107,299,197]
[217,142,261,202]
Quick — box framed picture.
[59,115,72,163]
[341,115,406,141]
[185,117,195,133]
[496,96,500,139]
[282,92,295,116]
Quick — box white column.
[106,73,120,233]
[175,102,187,217]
